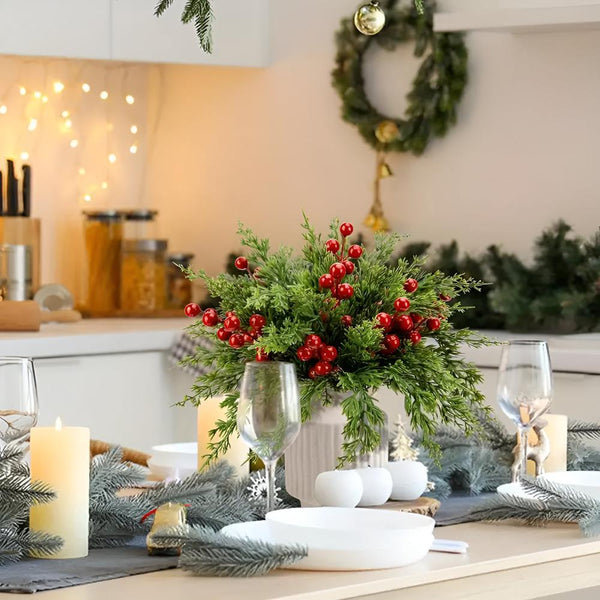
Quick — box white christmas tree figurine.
[390,414,419,462]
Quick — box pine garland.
[0,443,63,565]
[181,216,492,467]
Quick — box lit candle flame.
[55,417,63,431]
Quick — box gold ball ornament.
[375,120,399,144]
[354,1,386,36]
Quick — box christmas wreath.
[332,0,468,155]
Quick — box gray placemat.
[0,538,179,594]
[434,492,496,526]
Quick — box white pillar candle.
[526,414,568,476]
[29,418,90,559]
[197,397,248,477]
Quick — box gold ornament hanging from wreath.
[332,0,468,232]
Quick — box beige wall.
[2,1,600,300]
[146,0,600,284]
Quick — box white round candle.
[356,467,393,506]
[197,397,248,477]
[29,418,90,559]
[386,461,428,501]
[314,470,363,507]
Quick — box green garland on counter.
[332,0,468,155]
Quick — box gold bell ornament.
[354,1,386,36]
[144,502,189,556]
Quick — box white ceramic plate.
[540,471,600,500]
[146,458,197,480]
[220,520,434,571]
[151,442,198,468]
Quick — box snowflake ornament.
[246,471,281,505]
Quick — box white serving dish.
[540,471,600,500]
[221,519,434,571]
[265,507,434,554]
[497,482,542,504]
[148,442,198,479]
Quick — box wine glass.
[237,361,301,513]
[0,357,39,446]
[497,341,553,482]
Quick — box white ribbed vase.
[284,398,388,506]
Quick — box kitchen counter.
[1,320,599,373]
[1,521,599,599]
[0,318,189,358]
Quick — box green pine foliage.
[0,443,63,565]
[182,216,491,467]
[395,221,600,333]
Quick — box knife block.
[0,217,41,294]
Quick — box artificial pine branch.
[568,420,600,440]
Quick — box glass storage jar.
[122,209,158,240]
[166,253,194,309]
[120,239,167,312]
[83,210,123,312]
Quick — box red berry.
[403,278,418,293]
[225,311,236,318]
[243,333,254,344]
[325,239,340,253]
[234,256,248,270]
[439,294,452,302]
[427,317,441,331]
[341,315,353,327]
[308,367,318,379]
[394,314,413,332]
[256,349,269,362]
[329,262,346,280]
[337,283,354,299]
[410,313,424,327]
[320,311,329,322]
[320,345,338,362]
[248,327,260,338]
[394,297,411,312]
[297,346,314,362]
[348,245,363,259]
[249,314,266,329]
[184,303,202,318]
[339,222,354,237]
[343,260,355,275]
[384,334,401,352]
[375,312,392,330]
[228,333,245,349]
[319,274,334,289]
[217,327,231,341]
[314,361,332,376]
[202,309,219,327]
[305,334,323,349]
[223,315,241,332]
[410,331,422,345]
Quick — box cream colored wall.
[146,0,600,284]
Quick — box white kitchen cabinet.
[33,351,197,454]
[1,0,111,60]
[110,0,270,66]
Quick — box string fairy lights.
[0,70,144,206]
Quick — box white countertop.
[0,320,599,373]
[0,318,189,358]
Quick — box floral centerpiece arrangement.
[181,216,490,468]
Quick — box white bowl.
[222,520,433,571]
[265,507,434,552]
[540,471,600,500]
[151,442,198,470]
[146,457,197,480]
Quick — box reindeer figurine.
[511,417,551,482]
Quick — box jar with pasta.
[120,239,167,312]
[83,211,123,312]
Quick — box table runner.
[0,538,178,594]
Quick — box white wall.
[146,0,600,283]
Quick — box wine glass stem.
[265,460,277,514]
[517,425,529,481]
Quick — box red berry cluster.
[184,303,268,361]
[319,222,362,305]
[296,334,339,379]
[371,278,443,355]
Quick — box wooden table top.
[2,521,599,600]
